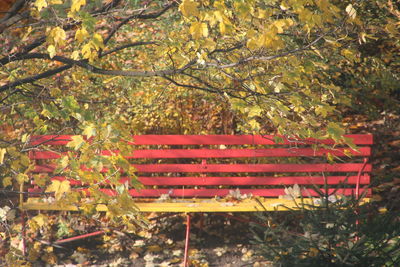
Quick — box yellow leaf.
[219,21,226,34]
[49,0,62,4]
[203,38,216,50]
[71,0,86,13]
[75,27,89,43]
[345,4,356,20]
[81,43,92,58]
[341,48,356,61]
[71,50,80,60]
[47,45,56,58]
[20,154,30,167]
[66,135,85,150]
[147,245,162,252]
[81,43,97,62]
[83,123,96,138]
[32,214,48,228]
[246,37,259,50]
[2,177,12,187]
[258,32,273,48]
[34,0,48,11]
[92,33,104,50]
[59,155,69,169]
[0,148,6,164]
[46,180,71,200]
[179,0,199,17]
[48,27,66,46]
[21,134,29,143]
[189,22,208,39]
[274,20,286,33]
[33,174,47,187]
[16,173,29,184]
[257,9,271,19]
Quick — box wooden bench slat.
[139,175,371,185]
[29,134,373,146]
[47,175,370,186]
[96,188,372,197]
[32,163,372,173]
[133,163,372,173]
[29,147,371,159]
[21,198,371,212]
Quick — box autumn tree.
[0,0,399,261]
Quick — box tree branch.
[103,2,176,46]
[0,64,72,93]
[162,75,220,95]
[0,52,197,92]
[208,42,245,57]
[205,33,326,69]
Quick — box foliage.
[0,0,399,263]
[1,0,398,138]
[251,192,400,266]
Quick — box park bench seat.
[21,134,373,212]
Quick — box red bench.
[21,134,373,265]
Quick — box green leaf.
[61,96,80,111]
[327,122,345,142]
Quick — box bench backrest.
[28,135,373,199]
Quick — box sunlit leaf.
[179,0,199,17]
[66,135,85,150]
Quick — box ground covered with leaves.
[27,213,271,267]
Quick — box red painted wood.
[54,231,105,244]
[137,175,370,186]
[129,135,373,145]
[43,175,370,186]
[133,163,372,173]
[32,163,372,173]
[29,147,371,160]
[95,188,372,197]
[29,134,373,146]
[33,164,56,173]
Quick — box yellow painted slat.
[21,198,370,213]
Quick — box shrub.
[251,191,400,266]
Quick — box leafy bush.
[251,192,400,266]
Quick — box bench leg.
[54,231,105,244]
[21,210,26,256]
[183,214,191,267]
